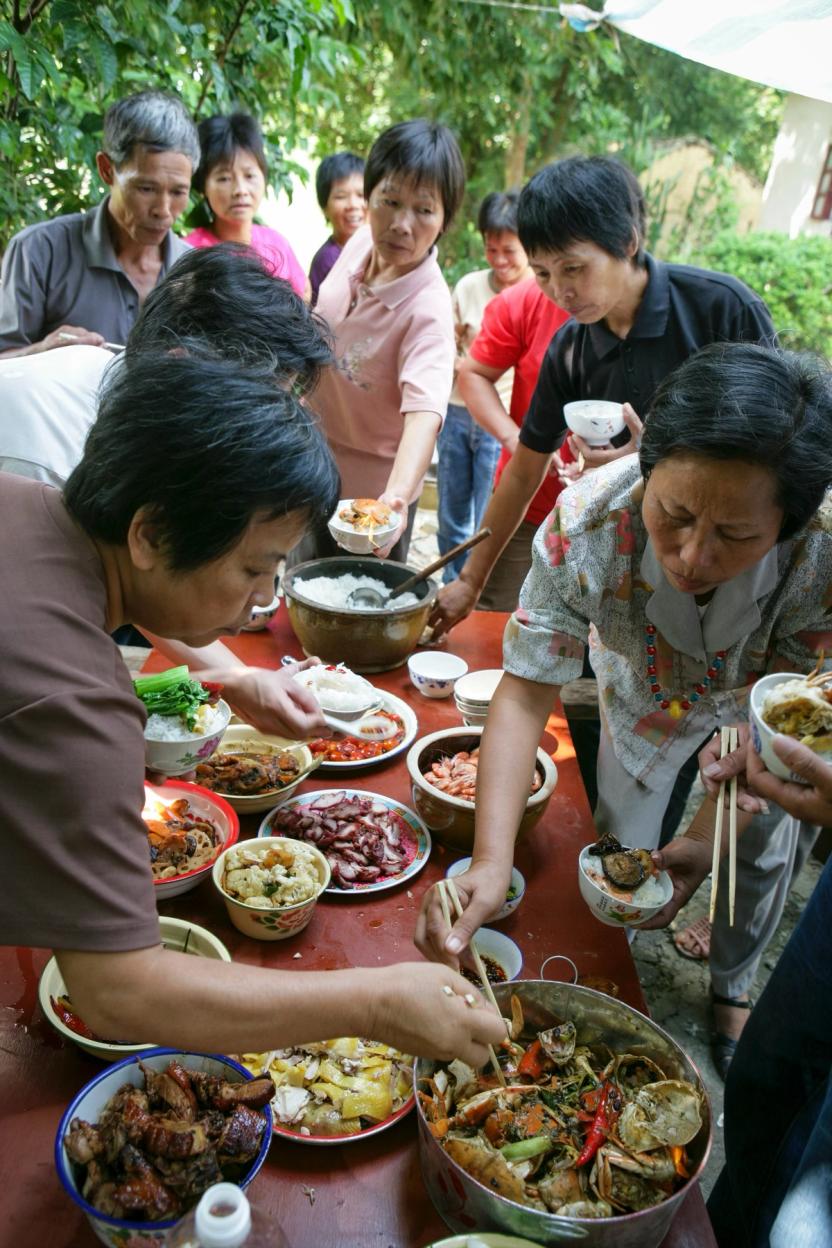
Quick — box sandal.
[672,916,711,961]
[711,991,752,1082]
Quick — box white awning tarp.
[560,1,832,103]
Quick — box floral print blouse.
[503,459,832,792]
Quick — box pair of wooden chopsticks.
[709,726,738,926]
[436,877,506,1086]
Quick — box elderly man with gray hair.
[0,90,198,358]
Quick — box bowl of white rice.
[578,844,672,927]
[213,837,331,940]
[293,664,378,715]
[283,557,437,673]
[143,698,232,777]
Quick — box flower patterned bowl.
[563,399,625,447]
[407,651,469,698]
[212,836,331,940]
[578,845,672,927]
[143,698,232,777]
[55,1049,271,1248]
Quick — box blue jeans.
[436,403,501,582]
[708,854,832,1247]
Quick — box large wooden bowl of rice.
[283,557,437,672]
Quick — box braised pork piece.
[64,1060,275,1222]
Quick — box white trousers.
[593,721,818,999]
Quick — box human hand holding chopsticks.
[414,860,509,968]
[699,723,769,814]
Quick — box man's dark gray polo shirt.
[0,197,190,351]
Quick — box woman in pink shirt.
[299,119,465,563]
[186,113,309,301]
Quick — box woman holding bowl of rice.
[294,118,465,564]
[417,342,832,1079]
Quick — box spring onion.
[133,666,214,730]
[499,1135,554,1162]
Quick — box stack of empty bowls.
[453,668,503,726]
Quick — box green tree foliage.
[0,0,360,249]
[692,231,832,357]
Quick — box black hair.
[193,113,268,194]
[316,152,365,209]
[127,244,332,395]
[64,351,340,571]
[640,343,832,541]
[364,119,465,233]
[518,156,646,263]
[477,190,520,237]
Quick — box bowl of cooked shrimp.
[406,727,557,851]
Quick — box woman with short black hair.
[186,112,308,299]
[300,119,466,562]
[418,342,832,1081]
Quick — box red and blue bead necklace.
[645,623,726,720]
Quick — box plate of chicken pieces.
[258,788,431,894]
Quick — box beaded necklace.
[645,623,726,720]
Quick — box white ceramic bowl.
[38,918,231,1060]
[447,857,525,922]
[212,836,331,940]
[563,399,625,447]
[327,498,399,554]
[408,651,469,698]
[144,780,239,899]
[143,698,232,777]
[454,668,503,705]
[749,671,821,784]
[55,1049,271,1247]
[241,591,281,631]
[196,724,314,814]
[293,664,379,715]
[578,844,672,927]
[470,927,523,982]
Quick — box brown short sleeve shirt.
[0,473,160,951]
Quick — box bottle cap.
[194,1184,252,1248]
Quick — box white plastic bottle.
[168,1183,287,1248]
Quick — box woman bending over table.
[0,349,504,1067]
[417,341,832,1074]
[295,118,465,563]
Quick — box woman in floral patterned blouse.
[417,342,832,1075]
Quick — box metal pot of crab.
[415,979,711,1248]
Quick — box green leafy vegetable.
[133,666,213,731]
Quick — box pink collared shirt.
[185,223,306,298]
[311,224,454,502]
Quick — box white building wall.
[759,94,832,238]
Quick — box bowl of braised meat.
[578,836,673,928]
[55,1049,274,1246]
[195,725,314,814]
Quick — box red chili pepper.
[518,1039,548,1079]
[50,995,98,1040]
[575,1081,622,1167]
[200,681,224,704]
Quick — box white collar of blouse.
[640,539,781,662]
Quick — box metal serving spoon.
[346,527,491,609]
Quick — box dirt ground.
[409,503,821,1198]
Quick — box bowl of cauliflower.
[212,837,331,940]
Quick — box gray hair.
[102,90,200,170]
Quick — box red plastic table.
[0,609,715,1246]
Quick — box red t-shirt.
[469,277,570,527]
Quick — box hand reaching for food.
[414,862,510,968]
[373,492,407,558]
[370,962,506,1065]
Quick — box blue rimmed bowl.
[55,1048,272,1247]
